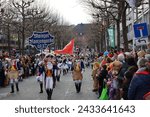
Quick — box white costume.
[46,62,53,89]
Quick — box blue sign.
[133,23,149,38]
[29,32,54,50]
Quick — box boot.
[75,83,79,93]
[16,83,19,92]
[57,75,60,82]
[46,89,50,100]
[78,82,82,92]
[39,83,43,93]
[10,84,14,93]
[53,77,56,88]
[49,89,53,100]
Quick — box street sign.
[133,23,149,38]
[135,38,148,46]
[29,32,54,51]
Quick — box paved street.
[0,68,98,100]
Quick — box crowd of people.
[0,43,150,100]
[91,44,150,100]
[0,55,36,88]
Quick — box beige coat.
[72,63,83,80]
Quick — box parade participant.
[45,56,54,100]
[72,61,83,93]
[16,59,23,81]
[62,56,67,75]
[52,58,57,88]
[37,61,45,93]
[4,58,11,86]
[8,57,19,93]
[56,60,62,82]
[91,62,99,92]
[80,57,85,72]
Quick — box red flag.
[54,39,74,55]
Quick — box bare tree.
[81,0,122,50]
[2,6,17,54]
[12,0,35,54]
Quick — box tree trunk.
[100,33,103,52]
[96,39,100,52]
[103,29,106,51]
[7,24,11,54]
[121,1,128,51]
[116,19,120,50]
[22,16,25,55]
[18,31,21,55]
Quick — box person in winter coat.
[128,58,150,100]
[121,66,138,100]
[97,64,108,97]
[91,62,99,92]
[72,61,83,93]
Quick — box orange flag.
[54,39,74,55]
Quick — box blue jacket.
[128,71,150,100]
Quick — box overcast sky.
[37,0,92,25]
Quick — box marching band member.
[45,56,54,100]
[56,60,62,82]
[37,61,45,93]
[52,58,57,88]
